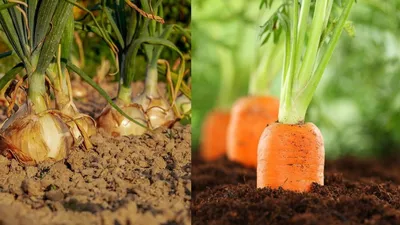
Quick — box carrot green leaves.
[260,0,356,124]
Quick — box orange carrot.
[226,96,279,167]
[257,122,325,192]
[200,110,231,161]
[254,0,354,193]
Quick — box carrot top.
[248,32,284,96]
[260,0,355,124]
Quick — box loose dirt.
[0,81,191,225]
[192,156,400,225]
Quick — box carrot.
[227,96,279,167]
[257,122,324,192]
[256,0,355,192]
[200,110,231,161]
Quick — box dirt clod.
[45,189,64,201]
[21,179,42,197]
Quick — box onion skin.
[175,94,191,117]
[96,101,148,137]
[133,94,175,130]
[145,97,176,130]
[0,111,73,165]
[1,103,28,130]
[59,104,96,149]
[67,115,96,149]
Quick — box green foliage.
[0,0,76,82]
[0,37,19,74]
[72,32,116,78]
[193,0,400,157]
[308,1,400,157]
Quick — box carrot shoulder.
[200,110,231,161]
[227,96,279,167]
[257,122,324,192]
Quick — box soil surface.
[192,156,400,225]
[0,81,191,225]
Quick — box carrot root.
[257,122,325,192]
[227,96,279,167]
[200,110,231,161]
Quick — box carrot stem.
[278,0,355,124]
[216,47,235,110]
[297,0,327,87]
[294,0,310,77]
[300,0,355,109]
[248,38,284,96]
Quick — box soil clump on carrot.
[192,155,400,225]
[0,82,191,225]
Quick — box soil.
[192,156,400,225]
[0,81,191,225]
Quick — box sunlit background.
[192,0,400,158]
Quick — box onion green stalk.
[96,0,188,135]
[52,11,95,149]
[123,1,187,130]
[95,0,155,136]
[262,0,355,124]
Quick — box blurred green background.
[192,0,400,158]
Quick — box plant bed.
[192,155,400,225]
[0,82,191,225]
[0,0,191,224]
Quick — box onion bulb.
[96,100,148,137]
[0,104,74,165]
[175,94,191,117]
[59,103,96,149]
[133,92,175,130]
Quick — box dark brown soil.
[0,82,191,225]
[192,156,400,225]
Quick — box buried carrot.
[200,110,231,161]
[257,0,355,192]
[257,123,324,191]
[227,96,279,167]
